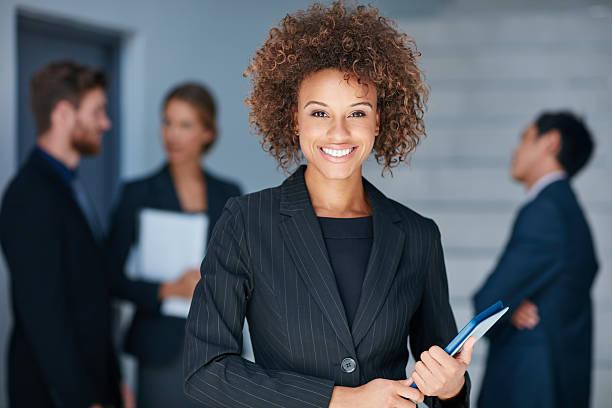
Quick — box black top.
[34,146,76,185]
[318,216,373,328]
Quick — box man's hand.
[330,378,424,408]
[511,300,539,330]
[409,336,475,400]
[121,382,135,408]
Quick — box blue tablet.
[410,301,509,389]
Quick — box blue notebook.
[410,301,509,389]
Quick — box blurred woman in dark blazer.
[106,82,241,408]
[184,3,474,408]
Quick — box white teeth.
[322,147,353,157]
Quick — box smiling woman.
[184,2,473,408]
[244,3,428,173]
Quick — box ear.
[542,129,562,156]
[50,100,76,130]
[292,108,299,137]
[202,128,215,144]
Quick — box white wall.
[365,8,612,406]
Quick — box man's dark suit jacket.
[106,165,241,365]
[473,178,598,408]
[0,151,121,407]
[184,165,470,408]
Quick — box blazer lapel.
[351,179,406,347]
[154,165,183,212]
[157,165,221,244]
[279,166,355,355]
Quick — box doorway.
[17,11,122,228]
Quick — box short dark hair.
[162,82,218,153]
[535,111,594,178]
[30,60,107,135]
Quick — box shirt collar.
[525,170,566,202]
[34,146,77,185]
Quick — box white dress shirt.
[525,170,567,203]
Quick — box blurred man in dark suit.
[473,111,598,408]
[0,61,122,408]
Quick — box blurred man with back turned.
[473,111,598,408]
[0,61,121,407]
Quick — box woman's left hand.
[409,336,476,400]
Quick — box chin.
[76,142,102,156]
[166,151,184,163]
[510,168,524,182]
[311,161,360,181]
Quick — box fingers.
[411,343,471,397]
[414,358,446,396]
[393,381,424,404]
[455,337,476,365]
[420,351,446,382]
[511,300,540,329]
[411,371,428,395]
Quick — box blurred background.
[0,0,610,406]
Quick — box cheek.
[75,116,93,135]
[349,122,376,148]
[184,131,205,151]
[297,118,323,151]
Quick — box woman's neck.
[304,165,371,218]
[169,159,203,181]
[169,159,207,212]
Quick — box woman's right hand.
[329,378,424,408]
[159,268,200,299]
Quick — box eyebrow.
[303,101,373,109]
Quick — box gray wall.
[364,7,612,406]
[0,0,310,405]
[0,0,610,406]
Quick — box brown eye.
[312,111,328,118]
[349,111,366,118]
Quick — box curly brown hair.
[244,1,428,173]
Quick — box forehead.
[164,98,199,118]
[522,123,538,137]
[80,87,106,106]
[297,68,376,104]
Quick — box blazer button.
[341,357,356,373]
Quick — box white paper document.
[127,208,208,318]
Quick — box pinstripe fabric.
[184,165,470,407]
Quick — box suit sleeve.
[409,220,470,408]
[106,185,160,313]
[473,199,564,314]
[184,198,335,408]
[0,196,98,407]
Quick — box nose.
[164,125,179,142]
[101,114,112,131]
[327,117,350,141]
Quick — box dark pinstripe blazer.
[184,165,470,407]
